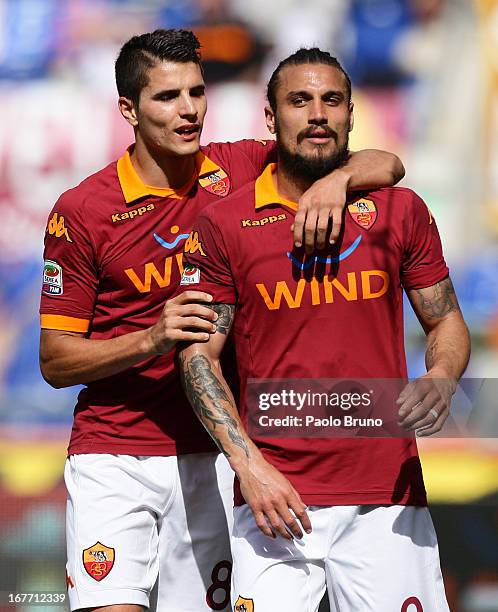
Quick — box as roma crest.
[348,198,377,230]
[83,542,115,581]
[235,596,254,612]
[199,169,231,197]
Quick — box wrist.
[328,167,352,191]
[139,326,163,357]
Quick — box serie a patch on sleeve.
[42,260,63,295]
[180,264,201,285]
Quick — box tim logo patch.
[83,542,115,581]
[199,169,230,197]
[348,199,377,230]
[234,596,254,611]
[180,264,200,285]
[43,260,63,295]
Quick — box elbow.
[39,358,70,389]
[391,155,405,184]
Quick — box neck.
[274,164,314,203]
[131,139,197,190]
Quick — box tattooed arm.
[179,303,311,539]
[397,276,470,435]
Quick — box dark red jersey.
[181,163,449,506]
[40,140,275,456]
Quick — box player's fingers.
[329,206,343,245]
[401,390,440,429]
[264,508,293,540]
[303,210,318,254]
[288,496,312,534]
[175,316,217,333]
[176,304,218,321]
[397,381,431,420]
[407,398,445,431]
[415,407,449,437]
[172,291,213,305]
[293,208,308,248]
[175,331,211,343]
[252,509,275,539]
[315,210,330,251]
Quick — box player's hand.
[237,456,312,540]
[293,168,350,253]
[147,291,218,354]
[396,370,457,436]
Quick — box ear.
[348,102,354,132]
[118,96,138,128]
[265,105,276,135]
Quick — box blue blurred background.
[0,0,497,610]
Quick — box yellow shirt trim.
[254,164,298,211]
[117,149,224,204]
[40,314,90,333]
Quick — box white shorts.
[65,452,234,612]
[231,504,449,612]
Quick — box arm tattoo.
[208,303,235,335]
[415,277,460,320]
[180,353,249,459]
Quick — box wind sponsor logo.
[256,269,390,310]
[125,253,184,293]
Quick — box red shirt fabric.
[40,140,275,456]
[180,164,449,506]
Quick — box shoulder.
[197,180,256,226]
[54,161,119,216]
[202,139,274,163]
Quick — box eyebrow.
[286,89,346,99]
[151,84,205,99]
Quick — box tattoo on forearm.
[180,353,249,459]
[426,338,438,370]
[208,303,235,335]
[415,278,460,320]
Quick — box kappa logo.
[82,542,115,582]
[199,168,231,197]
[234,596,254,612]
[241,213,287,228]
[111,203,155,223]
[184,231,206,257]
[348,198,377,230]
[47,212,72,242]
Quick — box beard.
[276,124,350,181]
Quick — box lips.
[298,127,336,144]
[175,124,199,136]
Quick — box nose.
[309,99,327,125]
[179,93,197,118]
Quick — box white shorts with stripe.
[231,504,449,612]
[65,452,234,612]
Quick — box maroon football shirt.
[40,140,275,456]
[181,164,449,506]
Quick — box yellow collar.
[117,148,223,204]
[254,164,298,211]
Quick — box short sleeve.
[401,191,449,290]
[179,211,236,304]
[40,191,98,333]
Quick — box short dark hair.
[115,29,202,106]
[267,48,351,111]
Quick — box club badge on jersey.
[82,542,115,581]
[234,596,254,612]
[198,169,231,197]
[348,198,377,230]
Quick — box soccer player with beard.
[179,48,470,611]
[39,31,405,612]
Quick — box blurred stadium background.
[0,0,497,610]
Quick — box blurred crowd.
[0,1,497,609]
